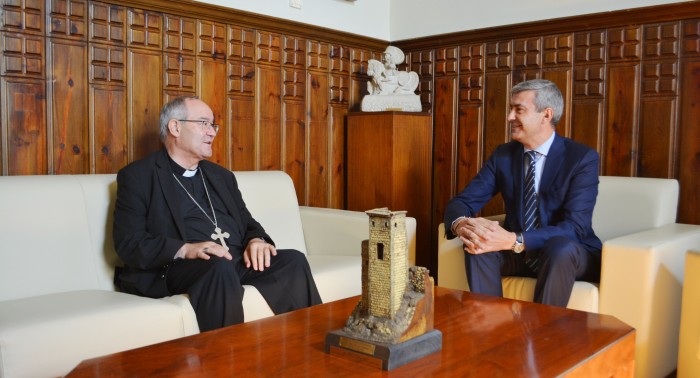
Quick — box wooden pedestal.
[346,111,432,270]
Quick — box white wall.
[194,0,391,41]
[195,0,693,42]
[390,0,694,41]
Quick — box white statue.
[362,46,422,112]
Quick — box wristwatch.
[512,233,525,253]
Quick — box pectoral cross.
[212,227,230,251]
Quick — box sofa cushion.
[0,290,189,378]
[307,255,362,303]
[234,171,308,254]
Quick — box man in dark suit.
[113,96,321,332]
[443,79,602,307]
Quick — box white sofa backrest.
[234,171,308,254]
[0,175,114,301]
[0,171,309,303]
[593,176,679,242]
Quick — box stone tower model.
[360,208,407,319]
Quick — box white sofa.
[0,171,416,378]
[678,249,700,378]
[438,176,700,378]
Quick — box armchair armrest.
[599,223,700,378]
[299,206,416,263]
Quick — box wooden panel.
[1,0,43,34]
[574,30,606,64]
[330,43,350,75]
[47,0,88,40]
[90,85,126,174]
[1,32,44,77]
[481,73,510,216]
[229,96,255,171]
[197,20,225,59]
[486,40,512,71]
[349,48,378,111]
[329,74,348,104]
[642,59,678,96]
[570,100,604,152]
[307,40,329,72]
[604,63,639,176]
[644,22,680,59]
[228,25,255,62]
[456,105,482,197]
[1,78,47,175]
[678,58,700,224]
[608,26,642,61]
[513,37,541,70]
[433,76,457,252]
[682,19,700,56]
[163,14,195,54]
[409,50,433,111]
[306,71,329,207]
[542,68,572,136]
[543,33,573,66]
[282,67,304,100]
[257,65,282,170]
[227,59,254,96]
[283,100,305,204]
[89,1,125,45]
[128,49,161,161]
[89,43,124,84]
[197,57,227,167]
[164,52,195,91]
[329,104,346,209]
[435,46,458,76]
[256,30,280,65]
[639,98,676,178]
[127,8,161,50]
[48,40,88,174]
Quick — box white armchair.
[437,176,700,378]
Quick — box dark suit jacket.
[444,133,602,254]
[113,149,272,298]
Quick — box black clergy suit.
[113,149,321,331]
[444,134,602,306]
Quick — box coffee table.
[66,287,635,377]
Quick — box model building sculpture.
[325,208,441,370]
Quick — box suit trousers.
[464,236,599,307]
[165,249,322,332]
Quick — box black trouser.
[165,249,322,332]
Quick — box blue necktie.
[524,151,541,271]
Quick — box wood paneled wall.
[0,0,384,210]
[395,2,700,273]
[3,0,700,277]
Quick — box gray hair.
[159,96,199,142]
[512,79,563,126]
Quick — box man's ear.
[542,107,554,125]
[168,119,180,136]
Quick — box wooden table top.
[66,287,635,377]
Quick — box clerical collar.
[168,155,199,177]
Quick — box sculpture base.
[361,94,422,112]
[324,329,442,370]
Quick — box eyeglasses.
[178,119,220,133]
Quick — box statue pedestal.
[325,329,442,370]
[361,94,422,112]
[346,111,432,269]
